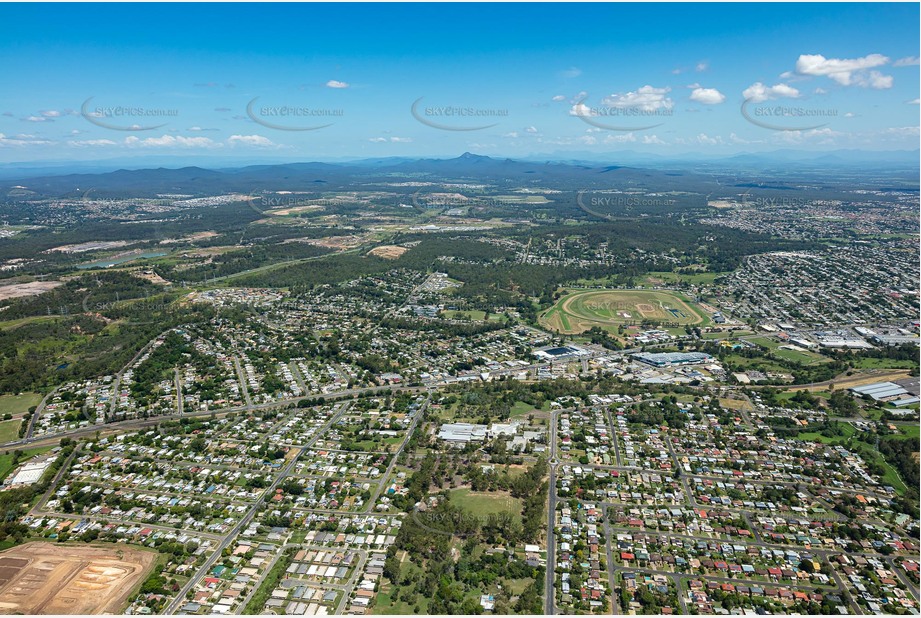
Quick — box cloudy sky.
[0,3,918,163]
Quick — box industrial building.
[437,422,488,444]
[632,351,714,367]
[534,345,588,360]
[849,381,914,404]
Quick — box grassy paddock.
[539,288,709,334]
[0,393,42,418]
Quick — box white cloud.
[524,125,538,133]
[40,110,62,118]
[794,53,891,87]
[775,127,843,145]
[368,136,412,143]
[689,87,725,105]
[602,133,637,144]
[24,115,52,122]
[569,102,593,117]
[696,61,709,72]
[326,80,349,89]
[560,67,582,78]
[893,56,920,67]
[642,134,666,145]
[68,139,117,147]
[742,82,800,103]
[125,134,219,148]
[856,70,892,89]
[502,132,519,138]
[729,133,750,144]
[0,133,53,146]
[880,126,920,137]
[696,133,723,145]
[909,98,920,105]
[227,134,276,147]
[551,95,566,102]
[601,85,673,111]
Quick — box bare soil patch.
[368,245,408,260]
[0,281,62,302]
[0,542,156,615]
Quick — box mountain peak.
[457,152,490,161]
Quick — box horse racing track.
[539,289,708,334]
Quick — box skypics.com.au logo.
[82,292,172,326]
[576,190,677,219]
[246,98,343,131]
[411,97,508,131]
[81,97,179,131]
[740,87,836,132]
[244,190,344,217]
[570,92,673,132]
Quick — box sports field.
[539,289,708,334]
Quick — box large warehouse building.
[632,351,714,367]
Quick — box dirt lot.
[297,235,366,250]
[789,369,915,393]
[0,542,156,614]
[0,281,62,302]
[368,245,408,259]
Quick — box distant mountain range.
[2,150,918,197]
[0,153,670,197]
[1,148,916,181]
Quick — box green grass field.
[807,438,912,495]
[539,288,709,334]
[749,336,828,365]
[0,316,65,332]
[510,401,538,418]
[373,588,427,615]
[449,488,523,522]
[442,309,487,321]
[641,270,729,286]
[851,357,919,370]
[0,420,21,443]
[891,424,920,440]
[372,553,429,614]
[859,445,908,494]
[772,347,829,365]
[0,393,42,418]
[796,423,857,444]
[724,354,787,373]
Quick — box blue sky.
[0,3,918,163]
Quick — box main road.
[164,403,353,614]
[544,409,558,615]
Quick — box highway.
[3,383,428,451]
